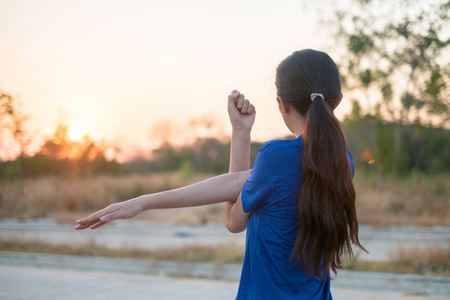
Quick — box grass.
[343,245,450,277]
[353,172,449,226]
[1,239,448,276]
[0,172,219,223]
[388,244,450,276]
[0,240,244,264]
[0,171,449,227]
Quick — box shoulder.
[254,136,303,176]
[259,136,304,157]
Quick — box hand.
[74,199,143,230]
[227,90,256,133]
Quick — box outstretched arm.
[226,90,256,233]
[75,170,251,230]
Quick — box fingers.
[89,220,107,230]
[75,216,102,230]
[237,94,245,109]
[76,209,106,225]
[75,215,99,230]
[247,104,255,114]
[83,211,120,230]
[235,95,255,114]
[75,204,119,230]
[228,90,240,101]
[75,219,106,230]
[100,211,120,223]
[228,90,241,112]
[242,99,250,112]
[74,221,97,230]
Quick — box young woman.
[75,49,366,299]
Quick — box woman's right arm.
[74,170,251,230]
[226,90,255,233]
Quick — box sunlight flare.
[69,121,89,142]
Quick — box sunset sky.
[0,0,351,159]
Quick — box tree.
[35,123,118,177]
[330,0,450,174]
[0,91,30,161]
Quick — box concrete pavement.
[2,251,449,297]
[1,252,450,299]
[1,266,449,300]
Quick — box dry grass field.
[0,172,449,227]
[353,173,449,227]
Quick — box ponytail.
[276,49,366,281]
[290,96,366,280]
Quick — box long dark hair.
[275,49,366,280]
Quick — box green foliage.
[0,153,122,180]
[0,91,29,161]
[2,113,448,179]
[343,111,450,175]
[123,138,264,175]
[348,33,374,55]
[181,159,194,180]
[332,0,450,126]
[330,0,450,174]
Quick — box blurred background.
[0,0,449,298]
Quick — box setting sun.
[69,121,88,142]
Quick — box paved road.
[1,266,448,300]
[1,218,449,261]
[2,251,449,296]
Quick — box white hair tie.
[310,93,324,101]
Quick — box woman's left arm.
[75,170,251,230]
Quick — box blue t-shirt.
[236,135,355,300]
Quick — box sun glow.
[69,121,89,142]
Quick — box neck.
[286,115,305,138]
[292,122,304,137]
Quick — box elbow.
[226,221,237,233]
[226,220,246,234]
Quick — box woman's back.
[237,135,355,299]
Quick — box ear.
[334,93,343,109]
[277,96,291,114]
